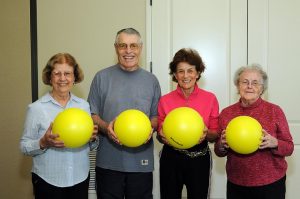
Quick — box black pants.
[227,175,286,199]
[96,167,153,199]
[32,173,89,199]
[159,144,212,199]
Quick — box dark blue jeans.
[96,167,153,199]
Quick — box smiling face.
[238,70,263,106]
[50,63,75,96]
[174,62,199,96]
[115,32,142,71]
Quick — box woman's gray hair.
[114,27,143,44]
[234,63,268,94]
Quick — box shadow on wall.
[19,156,32,178]
[19,156,33,194]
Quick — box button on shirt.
[20,92,94,187]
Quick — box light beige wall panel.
[0,0,32,198]
[38,0,147,100]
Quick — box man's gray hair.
[115,28,143,44]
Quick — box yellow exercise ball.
[52,108,94,148]
[226,116,262,154]
[114,109,152,147]
[163,107,204,149]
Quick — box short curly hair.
[234,63,268,94]
[42,53,84,85]
[169,48,205,82]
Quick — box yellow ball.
[226,116,262,154]
[52,108,94,148]
[163,107,204,149]
[114,109,152,147]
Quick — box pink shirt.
[158,84,219,132]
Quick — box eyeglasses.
[239,80,262,87]
[52,71,74,78]
[115,43,141,50]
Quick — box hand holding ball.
[52,108,94,148]
[226,116,262,154]
[163,107,204,149]
[114,109,152,147]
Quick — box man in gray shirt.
[88,28,161,199]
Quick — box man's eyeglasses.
[115,43,141,50]
[52,71,74,78]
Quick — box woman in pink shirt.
[214,64,293,199]
[157,48,219,199]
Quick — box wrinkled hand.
[144,128,154,144]
[259,129,278,149]
[219,130,229,150]
[90,124,99,142]
[107,119,121,145]
[158,129,169,145]
[39,123,65,149]
[198,127,208,144]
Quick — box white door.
[150,0,300,198]
[247,1,300,199]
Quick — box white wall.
[152,0,300,198]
